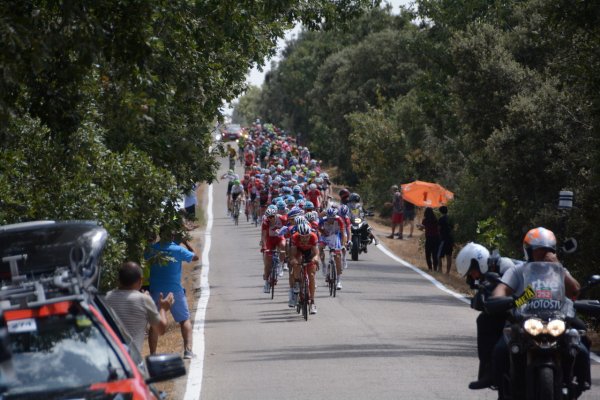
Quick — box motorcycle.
[348,204,375,261]
[486,262,600,400]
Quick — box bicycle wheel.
[329,260,337,297]
[302,274,309,321]
[270,255,278,300]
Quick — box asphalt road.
[198,160,600,400]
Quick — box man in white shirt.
[105,261,174,355]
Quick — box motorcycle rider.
[456,243,517,390]
[490,227,591,394]
[347,192,378,246]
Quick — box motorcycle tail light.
[546,319,566,337]
[523,318,544,336]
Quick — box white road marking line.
[183,183,213,400]
[376,243,470,305]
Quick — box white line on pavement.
[183,183,213,400]
[376,243,470,305]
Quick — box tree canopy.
[0,0,377,288]
[235,0,600,279]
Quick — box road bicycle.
[232,197,242,226]
[295,259,310,321]
[266,249,282,300]
[326,248,338,297]
[252,198,260,227]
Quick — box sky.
[223,0,413,117]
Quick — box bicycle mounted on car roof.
[0,221,186,399]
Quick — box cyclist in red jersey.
[290,222,320,314]
[306,183,322,210]
[260,207,286,293]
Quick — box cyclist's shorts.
[232,193,241,201]
[320,234,342,250]
[250,193,257,201]
[265,236,285,250]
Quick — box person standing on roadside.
[105,262,174,356]
[437,206,455,274]
[145,226,199,359]
[403,200,416,238]
[387,185,404,239]
[418,207,440,271]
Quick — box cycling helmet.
[298,222,312,235]
[456,243,490,277]
[339,188,350,201]
[276,201,286,211]
[304,201,314,211]
[523,227,556,261]
[349,193,360,203]
[228,169,233,175]
[339,204,349,217]
[285,196,296,206]
[264,207,277,217]
[315,177,323,184]
[294,216,308,226]
[288,207,303,219]
[326,207,338,217]
[282,187,293,195]
[309,183,317,191]
[233,179,240,185]
[296,199,306,208]
[293,185,301,194]
[304,211,317,222]
[290,166,296,173]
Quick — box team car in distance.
[220,123,243,141]
[0,220,186,399]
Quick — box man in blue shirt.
[146,226,199,359]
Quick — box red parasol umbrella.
[400,180,454,207]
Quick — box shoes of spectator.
[386,234,394,239]
[183,350,195,360]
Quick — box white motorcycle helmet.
[456,242,490,277]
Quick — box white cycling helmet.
[456,242,490,277]
[298,223,312,235]
[264,207,277,217]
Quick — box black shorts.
[232,193,241,201]
[438,239,454,257]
